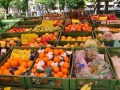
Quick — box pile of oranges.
[0,57,33,75]
[31,47,72,78]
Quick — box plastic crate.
[0,47,39,87]
[94,31,115,47]
[23,16,42,21]
[70,47,117,90]
[15,21,41,26]
[0,34,20,62]
[107,47,120,85]
[25,47,73,90]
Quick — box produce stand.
[0,12,120,90]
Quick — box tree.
[0,0,12,19]
[35,0,57,13]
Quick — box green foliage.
[0,0,12,9]
[66,0,85,9]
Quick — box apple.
[36,37,41,42]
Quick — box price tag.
[4,87,11,90]
[10,49,31,59]
[72,19,79,23]
[21,33,38,44]
[107,20,120,25]
[0,41,6,47]
[101,21,106,24]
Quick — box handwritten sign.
[21,34,38,44]
[101,21,106,24]
[72,19,79,23]
[107,20,120,25]
[10,49,31,59]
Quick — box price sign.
[21,34,38,44]
[4,87,11,90]
[101,21,106,24]
[10,49,31,59]
[107,20,120,25]
[72,19,79,23]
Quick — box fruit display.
[43,13,64,20]
[6,28,32,33]
[0,37,20,47]
[30,47,72,78]
[57,39,105,48]
[91,14,118,21]
[64,23,92,32]
[60,36,92,42]
[95,26,120,32]
[32,20,61,32]
[73,48,113,79]
[67,8,89,20]
[21,32,58,47]
[0,49,37,76]
[96,32,120,41]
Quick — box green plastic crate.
[94,31,115,47]
[0,47,39,87]
[0,34,20,62]
[25,47,73,90]
[70,47,117,90]
[15,21,41,26]
[23,16,42,21]
[107,47,120,85]
[115,85,120,90]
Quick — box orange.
[49,49,54,52]
[21,62,28,68]
[39,73,45,77]
[61,68,68,75]
[59,49,64,53]
[7,58,13,63]
[11,60,18,68]
[32,68,36,73]
[63,62,70,69]
[53,74,60,78]
[39,52,45,58]
[35,58,42,63]
[28,61,33,68]
[35,72,39,76]
[53,49,59,55]
[3,70,10,74]
[63,75,68,78]
[53,66,59,73]
[64,56,69,62]
[45,47,51,53]
[57,72,63,77]
[33,64,37,68]
[24,58,29,62]
[43,57,49,63]
[4,62,10,69]
[0,70,3,74]
[22,68,27,73]
[54,56,60,62]
[14,57,20,61]
[1,66,7,71]
[47,60,53,66]
[14,70,22,75]
[18,58,24,65]
[19,66,25,71]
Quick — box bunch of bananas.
[80,82,92,90]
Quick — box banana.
[80,82,92,90]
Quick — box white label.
[107,20,120,24]
[101,21,106,24]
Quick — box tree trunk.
[45,6,49,13]
[4,9,8,20]
[97,0,100,14]
[25,0,28,17]
[105,0,108,14]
